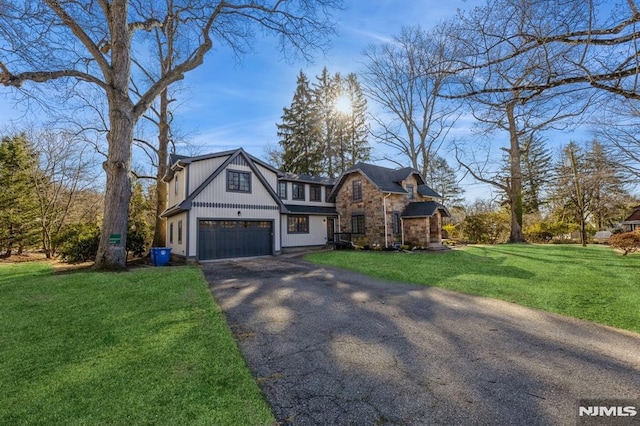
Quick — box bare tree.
[0,0,341,269]
[451,0,640,100]
[450,0,595,242]
[552,142,593,246]
[30,130,100,257]
[594,98,640,178]
[361,25,460,176]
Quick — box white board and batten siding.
[281,215,328,247]
[189,160,281,256]
[166,212,188,256]
[187,156,228,194]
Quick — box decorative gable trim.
[160,148,285,217]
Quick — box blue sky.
[174,0,487,154]
[1,0,597,201]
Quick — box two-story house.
[160,148,336,261]
[330,162,449,248]
[160,148,448,261]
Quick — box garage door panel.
[198,220,272,260]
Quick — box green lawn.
[306,244,640,333]
[0,262,273,425]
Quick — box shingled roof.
[622,205,640,223]
[351,163,422,193]
[329,162,443,200]
[401,201,450,218]
[281,173,335,186]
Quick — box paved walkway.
[203,257,640,425]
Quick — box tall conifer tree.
[340,73,370,171]
[0,134,39,256]
[425,156,465,208]
[313,67,341,177]
[277,70,323,175]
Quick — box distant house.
[160,149,448,261]
[330,162,449,249]
[621,205,640,232]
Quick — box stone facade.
[335,172,442,248]
[402,212,442,248]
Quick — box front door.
[326,218,335,243]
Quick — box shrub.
[442,224,460,240]
[609,232,640,256]
[461,210,510,244]
[523,221,553,243]
[127,228,147,258]
[55,223,100,263]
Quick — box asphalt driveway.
[203,256,640,425]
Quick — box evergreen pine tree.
[0,134,40,257]
[313,67,341,177]
[520,136,553,214]
[425,156,465,207]
[277,70,323,175]
[340,73,370,172]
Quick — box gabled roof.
[354,162,424,193]
[417,184,442,199]
[281,173,335,186]
[622,205,640,223]
[164,148,283,182]
[401,201,450,218]
[161,148,285,218]
[329,162,439,201]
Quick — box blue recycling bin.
[150,247,171,266]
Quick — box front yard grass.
[0,262,273,425]
[306,244,640,334]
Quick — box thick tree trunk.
[152,90,169,248]
[94,1,133,270]
[506,102,525,243]
[95,107,133,269]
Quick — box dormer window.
[407,184,414,199]
[292,183,305,200]
[278,181,287,199]
[310,185,322,202]
[174,175,179,195]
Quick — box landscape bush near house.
[55,223,101,263]
[609,232,640,255]
[460,209,511,244]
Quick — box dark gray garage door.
[198,220,273,260]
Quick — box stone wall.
[403,217,429,247]
[336,172,411,247]
[335,171,443,248]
